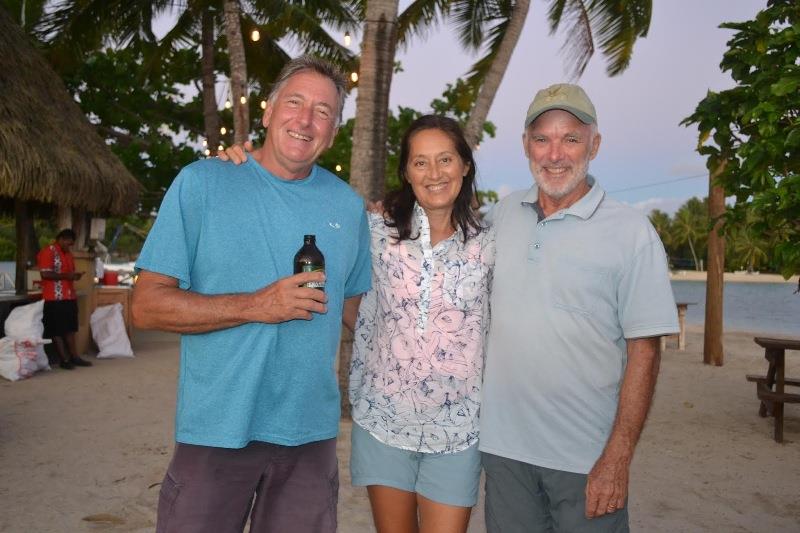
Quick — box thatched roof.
[0,6,140,216]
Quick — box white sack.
[4,300,49,372]
[0,337,50,381]
[90,303,133,358]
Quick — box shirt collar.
[412,202,461,246]
[520,175,605,220]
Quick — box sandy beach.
[670,270,800,285]
[1,326,798,532]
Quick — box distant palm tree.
[648,209,673,253]
[671,198,708,271]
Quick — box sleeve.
[135,167,204,289]
[617,224,680,339]
[37,246,54,271]
[344,207,373,298]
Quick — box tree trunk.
[704,166,726,366]
[223,0,249,144]
[687,238,699,271]
[463,0,530,148]
[348,0,399,202]
[202,10,220,151]
[14,199,30,295]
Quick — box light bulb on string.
[344,32,351,47]
[260,100,267,110]
[202,139,208,147]
[335,164,342,172]
[240,96,247,105]
[350,72,358,83]
[220,127,227,135]
[204,149,211,156]
[251,29,260,42]
[217,144,224,152]
[224,99,232,109]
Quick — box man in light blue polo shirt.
[132,56,371,533]
[479,84,679,532]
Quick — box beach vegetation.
[682,0,800,280]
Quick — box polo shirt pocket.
[550,256,612,317]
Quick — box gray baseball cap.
[524,83,597,128]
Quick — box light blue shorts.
[349,423,481,508]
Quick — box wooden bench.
[747,336,800,443]
[660,302,694,351]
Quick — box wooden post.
[703,165,726,366]
[14,199,30,295]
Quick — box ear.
[522,132,530,159]
[327,127,339,150]
[262,101,273,129]
[588,132,602,161]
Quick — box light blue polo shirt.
[479,177,678,474]
[136,157,371,448]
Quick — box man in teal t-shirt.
[133,56,370,533]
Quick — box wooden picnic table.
[660,302,694,351]
[746,336,800,443]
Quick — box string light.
[224,99,232,109]
[240,96,247,105]
[220,126,227,135]
[204,149,211,156]
[260,100,267,110]
[344,32,351,47]
[202,139,208,147]
[350,72,358,83]
[251,29,260,42]
[335,164,342,172]
[217,144,224,152]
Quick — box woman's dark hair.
[384,114,481,244]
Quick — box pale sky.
[348,0,765,214]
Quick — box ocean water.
[3,261,796,336]
[671,280,800,336]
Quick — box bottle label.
[301,264,325,290]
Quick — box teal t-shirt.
[136,157,371,448]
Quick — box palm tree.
[33,1,357,147]
[348,0,400,202]
[648,209,673,255]
[671,197,708,271]
[223,0,248,144]
[350,0,653,199]
[457,0,652,147]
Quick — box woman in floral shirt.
[345,115,494,532]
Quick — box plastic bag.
[3,300,50,374]
[0,337,51,381]
[90,303,133,358]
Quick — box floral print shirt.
[349,204,495,453]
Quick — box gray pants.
[482,452,629,533]
[156,439,338,533]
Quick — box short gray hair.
[267,55,348,124]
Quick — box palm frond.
[548,0,651,78]
[450,0,505,52]
[264,4,355,66]
[547,0,593,79]
[397,0,451,50]
[462,13,509,90]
